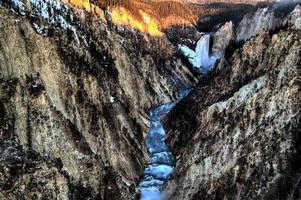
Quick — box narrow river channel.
[139,88,192,200]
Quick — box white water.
[179,34,218,72]
[140,35,219,199]
[139,89,191,200]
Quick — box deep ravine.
[1,0,301,199]
[138,88,192,200]
[163,5,301,200]
[0,1,197,199]
[139,29,217,200]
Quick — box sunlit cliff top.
[63,0,273,36]
[64,0,198,36]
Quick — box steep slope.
[0,1,196,199]
[164,5,301,200]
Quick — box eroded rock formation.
[164,6,301,200]
[1,0,301,199]
[0,2,196,199]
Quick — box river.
[138,88,192,200]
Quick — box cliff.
[164,5,301,200]
[0,2,196,199]
[1,0,301,199]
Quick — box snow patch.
[8,0,91,46]
[11,0,26,15]
[32,23,48,36]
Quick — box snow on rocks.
[7,0,90,46]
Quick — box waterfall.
[196,35,211,67]
[195,34,217,70]
[179,34,217,72]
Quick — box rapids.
[138,89,191,200]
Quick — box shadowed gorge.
[0,0,301,199]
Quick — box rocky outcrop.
[0,2,196,199]
[235,7,282,41]
[212,21,234,57]
[164,6,301,200]
[235,2,301,42]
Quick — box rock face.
[0,2,196,199]
[1,0,301,199]
[235,2,301,42]
[164,6,301,200]
[236,7,282,41]
[212,21,234,57]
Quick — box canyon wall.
[164,5,301,200]
[1,0,301,199]
[0,2,196,199]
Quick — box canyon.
[0,0,300,200]
[164,5,301,199]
